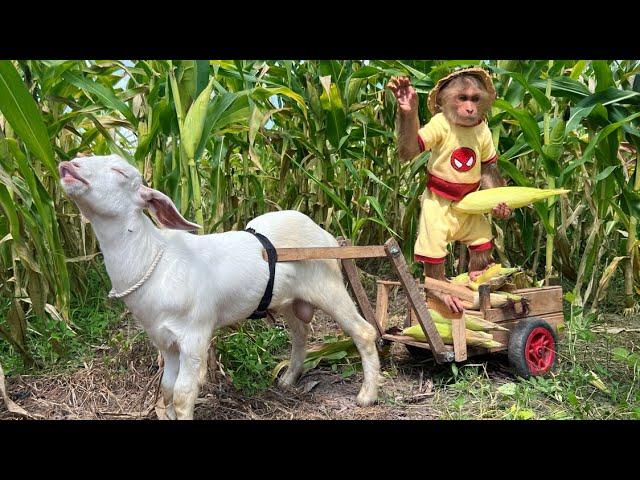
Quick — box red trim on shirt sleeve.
[468,241,493,253]
[482,154,498,164]
[414,254,446,264]
[417,135,425,152]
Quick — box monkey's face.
[438,76,491,127]
[452,87,482,125]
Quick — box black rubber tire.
[508,318,558,379]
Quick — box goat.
[58,154,380,419]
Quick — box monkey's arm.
[396,110,421,161]
[480,161,512,219]
[479,161,506,190]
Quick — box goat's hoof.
[278,374,299,390]
[165,406,177,420]
[356,390,377,407]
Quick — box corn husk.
[451,267,521,288]
[428,308,508,332]
[402,323,503,349]
[472,263,503,284]
[452,187,569,215]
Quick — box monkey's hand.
[386,76,418,114]
[442,294,465,314]
[491,202,511,219]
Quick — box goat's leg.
[160,348,180,420]
[311,287,380,407]
[172,336,209,420]
[278,304,310,389]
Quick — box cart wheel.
[405,345,432,360]
[508,318,558,378]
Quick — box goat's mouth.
[58,162,89,188]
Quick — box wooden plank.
[451,315,467,361]
[375,283,389,332]
[423,276,476,302]
[265,245,387,262]
[384,238,450,363]
[479,284,491,312]
[377,279,420,287]
[490,313,565,346]
[336,238,382,338]
[484,286,563,323]
[408,306,417,327]
[426,298,467,361]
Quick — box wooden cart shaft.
[264,238,453,363]
[263,238,564,364]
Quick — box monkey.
[387,68,511,313]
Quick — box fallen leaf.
[303,380,320,394]
[498,382,517,396]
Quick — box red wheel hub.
[524,327,555,375]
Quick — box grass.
[2,258,639,420]
[215,322,290,395]
[0,261,295,397]
[420,320,640,420]
[0,265,130,375]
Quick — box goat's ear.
[137,185,202,231]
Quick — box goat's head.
[59,154,201,231]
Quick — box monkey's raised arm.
[387,76,422,161]
[396,111,421,161]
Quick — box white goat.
[59,154,380,419]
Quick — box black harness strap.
[245,228,278,320]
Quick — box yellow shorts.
[414,188,493,264]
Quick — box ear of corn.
[452,187,570,215]
[451,272,470,285]
[465,313,509,331]
[475,292,522,309]
[402,323,504,349]
[468,265,523,292]
[472,263,503,284]
[428,308,508,332]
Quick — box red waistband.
[468,240,493,252]
[427,173,480,202]
[414,254,446,264]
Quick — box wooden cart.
[266,237,564,378]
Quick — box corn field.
[1,59,639,367]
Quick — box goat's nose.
[58,161,71,175]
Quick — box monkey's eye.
[459,95,468,101]
[471,96,480,102]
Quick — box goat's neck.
[90,211,164,291]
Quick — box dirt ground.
[1,279,638,420]
[1,340,505,420]
[0,283,520,421]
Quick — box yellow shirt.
[417,113,497,201]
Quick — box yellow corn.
[428,308,508,332]
[452,187,569,215]
[451,272,470,285]
[402,323,503,349]
[472,263,503,284]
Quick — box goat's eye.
[71,161,81,168]
[111,168,129,179]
